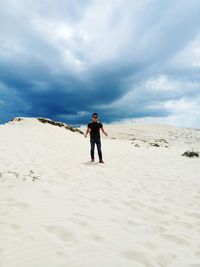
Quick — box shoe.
[91,159,94,162]
[99,160,104,163]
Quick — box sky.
[1,0,200,127]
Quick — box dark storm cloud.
[1,0,200,126]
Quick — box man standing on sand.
[85,113,108,163]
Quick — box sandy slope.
[0,118,200,267]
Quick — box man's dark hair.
[92,112,98,117]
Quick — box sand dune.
[0,118,200,267]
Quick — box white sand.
[0,118,200,267]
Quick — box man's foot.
[91,159,94,162]
[99,160,104,163]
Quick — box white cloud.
[144,75,180,92]
[169,34,200,69]
[123,114,200,128]
[121,95,200,128]
[100,75,200,108]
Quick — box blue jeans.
[90,138,102,161]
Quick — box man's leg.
[90,139,95,161]
[96,138,103,161]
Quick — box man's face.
[92,115,98,122]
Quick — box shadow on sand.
[82,161,104,166]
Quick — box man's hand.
[101,127,108,137]
[85,128,90,138]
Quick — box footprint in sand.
[123,200,139,210]
[42,189,51,194]
[148,206,166,215]
[157,253,177,266]
[87,233,105,244]
[181,221,193,229]
[9,224,22,231]
[6,197,16,202]
[43,225,77,244]
[102,199,112,204]
[158,220,171,226]
[69,217,89,228]
[0,210,10,217]
[5,198,30,209]
[73,212,95,221]
[109,218,121,224]
[8,202,30,209]
[126,219,140,227]
[195,251,200,257]
[173,214,181,220]
[6,185,15,188]
[122,250,154,267]
[188,212,200,220]
[161,233,190,246]
[25,235,35,241]
[143,242,157,251]
[56,250,65,256]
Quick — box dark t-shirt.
[88,122,103,139]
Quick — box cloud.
[94,75,200,125]
[1,0,200,126]
[126,95,200,128]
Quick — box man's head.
[92,112,98,121]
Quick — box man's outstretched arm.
[101,127,108,136]
[84,127,90,138]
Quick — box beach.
[0,118,200,267]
